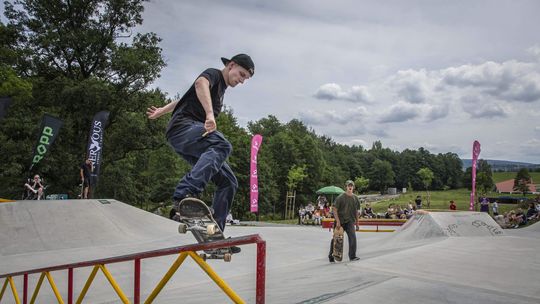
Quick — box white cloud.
[313,83,372,103]
[298,106,368,126]
[378,102,420,123]
[527,45,540,59]
[369,129,390,138]
[390,69,433,104]
[460,96,510,118]
[442,60,540,103]
[425,104,450,121]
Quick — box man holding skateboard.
[146,54,254,233]
[329,180,360,262]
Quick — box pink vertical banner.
[250,134,263,213]
[470,140,481,211]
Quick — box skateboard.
[332,226,344,262]
[176,198,233,262]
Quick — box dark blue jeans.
[167,121,238,231]
[329,221,357,260]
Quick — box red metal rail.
[0,234,266,304]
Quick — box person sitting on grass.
[449,200,457,210]
[362,203,375,218]
[526,202,539,221]
[508,209,526,228]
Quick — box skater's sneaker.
[350,257,360,261]
[329,256,335,263]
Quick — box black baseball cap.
[221,54,255,76]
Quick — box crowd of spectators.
[493,201,540,228]
[298,194,540,230]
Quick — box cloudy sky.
[7,1,540,163]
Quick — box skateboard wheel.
[224,253,232,262]
[207,224,217,235]
[199,253,207,261]
[178,223,187,234]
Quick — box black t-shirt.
[166,68,227,137]
[80,162,91,179]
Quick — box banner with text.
[470,140,481,211]
[250,134,263,213]
[86,111,110,186]
[0,97,12,122]
[29,114,63,171]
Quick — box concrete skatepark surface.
[1,199,539,303]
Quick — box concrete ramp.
[384,211,504,245]
[0,199,181,275]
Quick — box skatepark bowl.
[1,199,540,303]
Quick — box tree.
[1,0,167,203]
[417,167,434,208]
[476,160,494,195]
[354,176,370,194]
[287,165,308,191]
[514,168,532,195]
[368,159,395,194]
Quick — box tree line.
[2,0,470,220]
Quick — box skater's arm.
[333,206,341,228]
[194,77,216,135]
[146,100,179,120]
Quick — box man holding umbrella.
[329,180,360,262]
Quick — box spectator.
[480,197,490,213]
[492,200,499,216]
[526,202,539,221]
[24,174,45,200]
[317,195,328,210]
[298,205,306,225]
[80,158,93,199]
[385,204,397,219]
[510,209,526,228]
[449,200,457,210]
[313,209,322,225]
[414,195,422,209]
[362,203,375,218]
[395,205,406,219]
[305,202,315,221]
[322,202,331,218]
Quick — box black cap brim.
[221,57,230,66]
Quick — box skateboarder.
[146,54,254,232]
[329,180,360,262]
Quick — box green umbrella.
[316,186,345,205]
[316,186,344,195]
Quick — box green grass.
[369,189,536,215]
[492,172,540,183]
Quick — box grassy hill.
[492,172,540,183]
[369,188,537,215]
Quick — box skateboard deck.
[332,226,344,262]
[176,198,233,261]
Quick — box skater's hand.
[146,106,164,119]
[203,115,216,136]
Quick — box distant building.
[495,179,537,194]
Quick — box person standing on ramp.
[329,180,360,262]
[146,54,254,232]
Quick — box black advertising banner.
[0,96,12,121]
[86,111,110,185]
[29,114,63,171]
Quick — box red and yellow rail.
[0,234,266,304]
